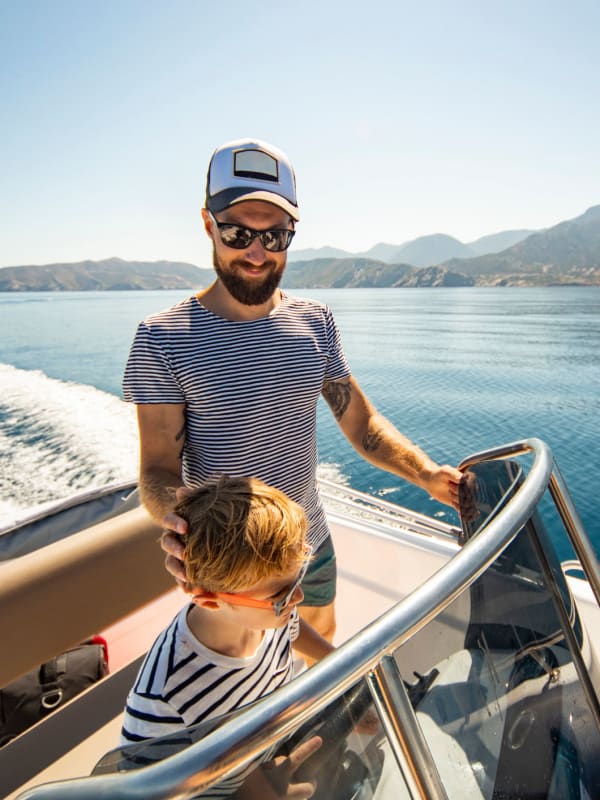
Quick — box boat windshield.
[392,458,600,798]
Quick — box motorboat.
[1,438,599,799]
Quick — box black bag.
[0,641,109,747]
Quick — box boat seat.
[413,645,573,798]
[414,648,503,796]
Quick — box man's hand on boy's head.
[161,486,194,592]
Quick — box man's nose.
[243,235,267,264]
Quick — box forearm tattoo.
[323,381,351,420]
[399,448,423,475]
[364,422,424,476]
[362,426,383,452]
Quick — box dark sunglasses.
[209,212,295,253]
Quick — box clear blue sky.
[1,0,599,268]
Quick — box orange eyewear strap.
[192,547,313,615]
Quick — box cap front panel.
[206,139,299,220]
[234,149,279,182]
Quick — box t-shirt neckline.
[193,291,290,324]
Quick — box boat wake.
[0,363,138,524]
[0,363,350,528]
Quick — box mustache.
[230,258,280,271]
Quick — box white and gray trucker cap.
[205,138,299,221]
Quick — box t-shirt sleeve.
[122,321,185,404]
[323,306,351,382]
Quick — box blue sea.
[1,287,599,562]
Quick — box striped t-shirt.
[120,604,299,742]
[120,605,299,796]
[122,291,351,550]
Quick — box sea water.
[1,287,599,561]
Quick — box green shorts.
[300,536,336,607]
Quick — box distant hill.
[358,243,408,262]
[283,258,414,288]
[0,257,213,291]
[468,229,535,255]
[282,258,474,288]
[284,205,600,287]
[288,228,533,267]
[287,245,352,261]
[389,234,475,267]
[442,205,600,285]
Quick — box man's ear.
[201,208,213,237]
[191,590,220,611]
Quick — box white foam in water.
[316,462,349,485]
[0,363,138,523]
[0,364,352,526]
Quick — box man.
[123,137,463,643]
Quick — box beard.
[213,250,285,306]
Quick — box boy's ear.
[191,590,221,611]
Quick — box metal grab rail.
[19,438,590,799]
[318,477,461,540]
[549,464,600,608]
[458,439,600,613]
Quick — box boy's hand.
[160,487,194,591]
[353,706,380,735]
[262,735,322,798]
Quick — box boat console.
[3,439,600,799]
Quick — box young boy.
[120,476,333,797]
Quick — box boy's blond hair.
[175,476,307,593]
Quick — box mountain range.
[287,228,534,267]
[284,205,600,288]
[0,258,214,292]
[1,205,599,290]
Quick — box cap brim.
[209,188,299,221]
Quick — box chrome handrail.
[459,440,600,608]
[17,439,581,799]
[549,463,600,608]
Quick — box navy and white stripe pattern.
[123,292,351,550]
[121,605,299,742]
[120,605,299,796]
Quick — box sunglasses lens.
[261,230,293,252]
[219,225,253,249]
